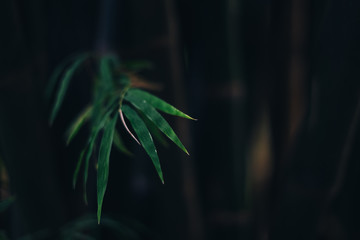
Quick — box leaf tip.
[185,114,197,121]
[160,174,164,184]
[97,206,102,224]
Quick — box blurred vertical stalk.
[266,0,292,239]
[226,0,246,214]
[288,0,309,141]
[95,0,117,53]
[268,0,310,238]
[164,0,204,239]
[0,0,66,237]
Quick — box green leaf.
[121,104,164,183]
[126,88,196,120]
[107,54,121,69]
[73,147,86,189]
[138,110,169,147]
[82,107,116,202]
[113,130,133,156]
[99,56,114,90]
[72,105,116,198]
[97,113,117,224]
[82,138,96,205]
[49,54,89,124]
[124,94,189,155]
[45,53,87,100]
[66,105,93,145]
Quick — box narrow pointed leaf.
[45,58,70,100]
[73,147,86,189]
[83,107,115,203]
[82,138,96,205]
[125,88,196,120]
[66,105,93,145]
[113,130,133,156]
[73,103,118,199]
[45,53,88,100]
[97,113,117,224]
[121,104,164,183]
[50,54,89,124]
[124,95,189,155]
[138,110,169,147]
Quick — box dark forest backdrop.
[1,0,360,239]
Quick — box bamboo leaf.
[97,113,117,224]
[124,94,189,155]
[45,53,87,100]
[72,105,116,199]
[66,105,93,145]
[107,54,121,69]
[73,147,86,189]
[113,130,133,156]
[138,110,169,147]
[121,104,164,183]
[99,56,114,90]
[49,54,89,124]
[83,107,115,203]
[125,88,196,120]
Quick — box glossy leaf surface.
[121,104,164,183]
[125,94,189,155]
[126,88,195,120]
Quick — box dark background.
[1,0,360,239]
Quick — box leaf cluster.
[47,53,195,223]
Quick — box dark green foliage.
[138,111,169,148]
[49,53,195,223]
[66,105,93,145]
[121,104,164,183]
[49,54,89,124]
[97,113,117,223]
[124,92,189,155]
[113,130,133,156]
[126,89,196,120]
[45,53,87,100]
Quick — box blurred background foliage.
[1,0,360,239]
